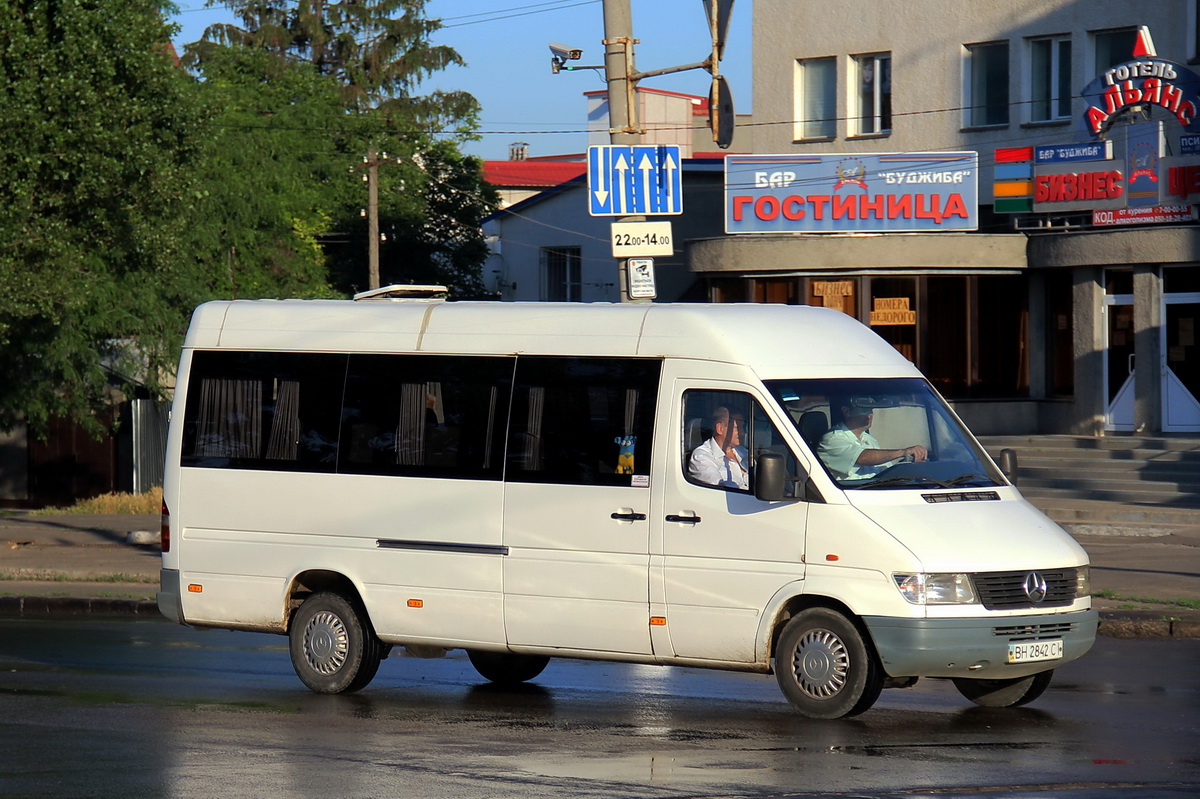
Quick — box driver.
[817,397,928,481]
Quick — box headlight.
[893,573,978,605]
[1075,566,1090,598]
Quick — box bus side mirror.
[755,452,792,502]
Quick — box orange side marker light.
[407,599,424,608]
[188,584,203,593]
[649,616,667,626]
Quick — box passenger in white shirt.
[688,406,750,489]
[818,398,928,481]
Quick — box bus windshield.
[765,377,1005,490]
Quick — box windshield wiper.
[943,472,996,487]
[853,475,952,490]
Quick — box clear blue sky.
[170,1,752,161]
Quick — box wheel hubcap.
[792,628,849,699]
[304,610,349,675]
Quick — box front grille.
[972,569,1078,610]
[993,622,1076,640]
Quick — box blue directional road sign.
[588,144,683,216]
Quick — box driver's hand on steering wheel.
[905,445,929,462]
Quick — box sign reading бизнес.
[724,153,978,234]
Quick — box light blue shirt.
[818,424,885,480]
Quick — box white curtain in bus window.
[396,383,427,466]
[264,380,300,461]
[196,378,263,458]
[523,386,545,470]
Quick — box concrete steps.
[977,435,1200,534]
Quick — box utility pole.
[365,148,381,290]
[601,0,642,302]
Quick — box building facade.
[689,0,1200,435]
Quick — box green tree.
[183,45,347,299]
[197,0,477,124]
[332,141,498,297]
[189,0,495,296]
[0,0,204,434]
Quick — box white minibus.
[158,296,1097,718]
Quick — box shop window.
[1093,28,1137,73]
[752,278,799,304]
[1045,272,1074,397]
[1029,35,1072,122]
[794,56,836,140]
[541,246,581,302]
[964,41,1009,127]
[851,53,891,136]
[1105,268,1133,295]
[868,277,917,362]
[710,278,749,303]
[924,277,969,397]
[806,278,857,316]
[975,276,1029,397]
[1165,266,1200,293]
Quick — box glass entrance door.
[1103,295,1135,431]
[1163,294,1200,432]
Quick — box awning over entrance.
[687,233,1028,275]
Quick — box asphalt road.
[1,618,1198,799]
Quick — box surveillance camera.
[549,43,583,61]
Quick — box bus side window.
[682,390,799,493]
[507,356,661,486]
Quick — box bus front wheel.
[774,608,884,719]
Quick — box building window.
[1192,1,1200,64]
[540,246,581,302]
[1029,36,1071,122]
[964,41,1009,127]
[795,56,836,140]
[851,53,891,136]
[1093,28,1137,72]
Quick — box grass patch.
[0,570,158,584]
[30,487,161,516]
[1093,589,1200,610]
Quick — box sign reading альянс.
[724,153,978,234]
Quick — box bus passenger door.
[502,356,660,656]
[655,379,808,664]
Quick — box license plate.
[1007,639,1064,664]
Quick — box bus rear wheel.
[774,608,884,719]
[289,592,386,694]
[467,649,550,686]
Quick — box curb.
[0,596,160,618]
[1,595,1197,639]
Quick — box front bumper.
[864,609,1099,679]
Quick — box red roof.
[484,161,586,188]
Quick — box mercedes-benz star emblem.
[1023,571,1049,603]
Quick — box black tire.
[466,649,550,686]
[953,669,1053,708]
[774,608,884,719]
[289,592,386,694]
